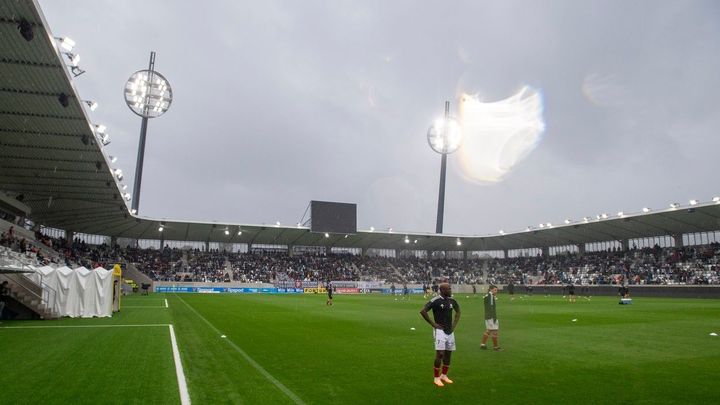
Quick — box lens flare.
[457,86,545,184]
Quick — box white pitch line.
[0,324,171,329]
[122,306,167,308]
[169,324,191,405]
[165,299,169,308]
[175,294,305,405]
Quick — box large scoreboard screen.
[310,201,357,235]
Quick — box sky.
[38,0,720,237]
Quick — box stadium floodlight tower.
[427,101,462,234]
[123,51,173,214]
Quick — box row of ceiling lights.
[50,35,136,213]
[509,197,720,235]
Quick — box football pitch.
[1,293,719,404]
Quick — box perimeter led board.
[310,201,357,235]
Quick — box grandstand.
[1,2,719,405]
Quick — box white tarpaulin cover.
[31,265,113,318]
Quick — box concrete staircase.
[0,273,59,320]
[122,262,153,286]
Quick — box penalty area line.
[174,294,305,405]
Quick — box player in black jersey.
[420,283,461,387]
[326,282,333,306]
[567,283,576,303]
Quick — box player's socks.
[442,365,449,375]
[433,367,441,378]
[433,377,444,387]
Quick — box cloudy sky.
[39,0,720,236]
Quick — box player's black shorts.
[569,291,575,295]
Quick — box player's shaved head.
[439,283,451,297]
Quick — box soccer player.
[481,285,502,351]
[567,282,576,303]
[420,283,461,387]
[431,281,439,296]
[326,282,333,306]
[390,283,396,297]
[508,281,515,301]
[402,283,409,300]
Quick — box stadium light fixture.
[564,219,570,224]
[237,230,242,236]
[130,209,137,214]
[113,168,123,181]
[404,236,410,244]
[428,101,462,234]
[276,221,281,227]
[642,207,650,213]
[600,213,608,219]
[224,229,230,236]
[456,238,462,247]
[526,227,532,232]
[689,199,698,206]
[713,196,720,203]
[109,155,118,163]
[583,217,590,223]
[617,211,624,217]
[95,124,107,134]
[344,235,349,239]
[158,222,165,232]
[388,228,393,233]
[670,203,679,209]
[325,233,330,238]
[414,239,418,244]
[123,193,131,201]
[121,185,128,191]
[499,230,505,235]
[63,52,80,66]
[84,100,98,111]
[539,223,545,228]
[546,222,553,228]
[369,226,375,232]
[55,36,76,52]
[125,52,173,214]
[98,133,111,146]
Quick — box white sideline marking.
[169,324,191,405]
[0,324,171,329]
[122,306,167,308]
[175,294,305,405]
[165,299,169,308]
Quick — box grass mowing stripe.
[174,294,306,405]
[169,324,191,405]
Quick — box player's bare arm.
[420,308,440,329]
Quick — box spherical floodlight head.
[124,69,173,118]
[427,116,462,154]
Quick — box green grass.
[1,293,719,404]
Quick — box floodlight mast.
[435,101,449,233]
[131,52,155,213]
[427,101,462,233]
[125,51,173,213]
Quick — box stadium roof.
[1,1,720,253]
